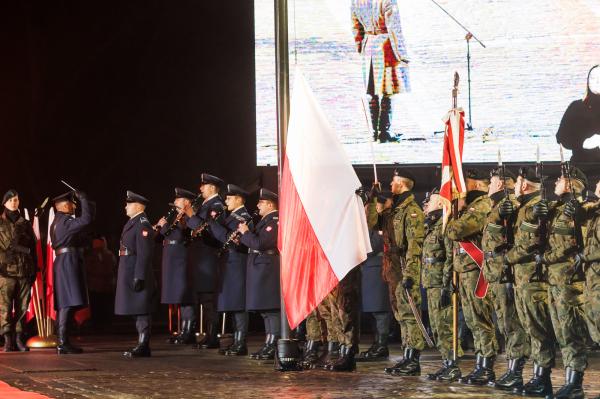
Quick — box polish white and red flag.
[278,71,372,329]
[440,107,466,227]
[46,208,57,320]
[25,209,45,323]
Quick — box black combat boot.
[384,347,410,374]
[313,341,339,369]
[518,363,553,398]
[250,334,272,360]
[465,356,495,385]
[258,334,278,361]
[554,367,584,399]
[494,357,526,391]
[437,359,462,382]
[300,340,322,369]
[225,331,247,356]
[15,333,29,352]
[378,96,399,143]
[459,353,482,384]
[3,333,14,352]
[199,323,219,349]
[428,360,449,380]
[356,334,389,362]
[391,348,420,376]
[123,333,151,358]
[326,344,356,372]
[56,311,83,355]
[369,94,380,141]
[174,320,196,345]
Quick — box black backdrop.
[0,0,258,242]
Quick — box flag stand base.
[27,335,58,349]
[274,339,303,372]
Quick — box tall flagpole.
[274,0,301,371]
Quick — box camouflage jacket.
[482,193,518,283]
[544,197,583,285]
[421,212,450,288]
[0,211,37,278]
[505,192,542,286]
[385,192,424,283]
[444,192,492,274]
[583,200,600,275]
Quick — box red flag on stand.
[46,208,57,321]
[26,211,45,323]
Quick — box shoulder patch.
[266,226,273,232]
[469,207,476,212]
[142,229,149,237]
[410,213,417,217]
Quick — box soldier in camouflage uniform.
[0,190,37,352]
[421,188,463,382]
[536,166,589,399]
[483,167,531,391]
[382,168,425,376]
[503,167,556,397]
[301,309,327,368]
[444,168,497,385]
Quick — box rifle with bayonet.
[497,150,515,284]
[530,146,548,283]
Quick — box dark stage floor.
[1,334,599,399]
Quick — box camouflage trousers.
[306,307,328,342]
[386,262,424,351]
[458,270,498,357]
[427,287,463,360]
[514,281,555,368]
[585,266,600,344]
[0,276,32,335]
[548,281,588,372]
[317,269,360,347]
[488,282,530,360]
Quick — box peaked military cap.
[2,189,18,205]
[393,168,416,184]
[174,187,196,200]
[465,168,490,181]
[259,188,278,202]
[226,184,249,198]
[52,191,76,204]
[126,190,150,205]
[201,173,224,186]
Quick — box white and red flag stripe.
[440,108,466,227]
[46,208,57,320]
[26,211,45,323]
[278,71,372,329]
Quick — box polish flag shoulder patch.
[266,226,273,232]
[142,230,149,237]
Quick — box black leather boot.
[427,360,449,380]
[459,353,482,384]
[391,348,420,376]
[378,96,399,143]
[300,340,322,369]
[356,334,389,362]
[384,347,410,374]
[313,341,339,369]
[326,344,356,372]
[199,323,219,349]
[175,320,196,345]
[554,367,584,399]
[369,95,380,141]
[258,334,278,360]
[494,357,526,391]
[3,333,14,352]
[437,359,462,382]
[15,333,29,352]
[518,363,553,397]
[225,331,247,356]
[56,310,83,355]
[123,333,151,358]
[465,356,495,385]
[250,334,271,360]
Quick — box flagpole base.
[274,339,303,372]
[26,335,58,349]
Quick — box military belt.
[119,248,135,256]
[54,247,83,255]
[249,249,278,255]
[551,226,574,236]
[423,256,444,265]
[163,240,184,246]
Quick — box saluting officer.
[51,190,93,354]
[237,188,281,361]
[208,184,253,356]
[115,191,156,358]
[184,173,226,349]
[156,188,197,344]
